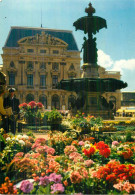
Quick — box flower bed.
[0,125,135,194]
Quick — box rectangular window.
[52,75,58,88]
[27,74,33,86]
[40,49,46,53]
[40,75,46,87]
[9,73,15,85]
[53,50,59,54]
[27,49,34,53]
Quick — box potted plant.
[19,101,44,125]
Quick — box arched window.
[68,95,76,110]
[27,61,34,70]
[10,61,15,68]
[39,95,47,109]
[9,72,15,85]
[26,94,34,103]
[51,94,60,110]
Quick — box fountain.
[58,2,127,119]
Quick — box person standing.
[3,88,20,134]
[0,72,12,129]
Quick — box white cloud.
[97,49,113,69]
[98,49,135,75]
[111,59,135,72]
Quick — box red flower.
[19,102,28,109]
[36,102,43,108]
[83,147,95,158]
[122,149,133,159]
[96,141,109,150]
[28,101,37,109]
[99,148,111,158]
[106,173,116,183]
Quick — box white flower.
[17,135,23,139]
[84,144,91,148]
[12,137,17,141]
[22,135,29,139]
[6,137,11,141]
[84,141,90,145]
[18,140,25,146]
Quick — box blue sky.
[0,0,135,91]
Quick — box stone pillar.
[47,92,51,110]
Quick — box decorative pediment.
[38,69,48,75]
[7,67,17,73]
[18,32,68,47]
[69,64,75,71]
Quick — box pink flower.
[49,173,62,183]
[51,183,64,194]
[20,180,33,193]
[32,143,41,150]
[14,152,24,158]
[24,153,31,158]
[35,145,48,154]
[70,171,83,184]
[31,153,41,158]
[113,181,135,193]
[78,141,85,146]
[112,141,119,146]
[64,145,77,156]
[39,176,50,186]
[47,147,55,155]
[69,152,84,162]
[35,138,46,145]
[84,159,94,167]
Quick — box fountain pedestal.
[81,91,112,119]
[81,63,111,118]
[81,63,99,78]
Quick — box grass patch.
[26,125,51,130]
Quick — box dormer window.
[27,49,34,53]
[40,49,46,54]
[53,50,59,54]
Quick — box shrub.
[47,109,62,125]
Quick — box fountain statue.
[58,2,127,119]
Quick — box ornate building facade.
[2,26,81,110]
[2,26,121,111]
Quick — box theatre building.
[2,26,121,111]
[2,26,81,110]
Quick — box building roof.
[4,26,79,51]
